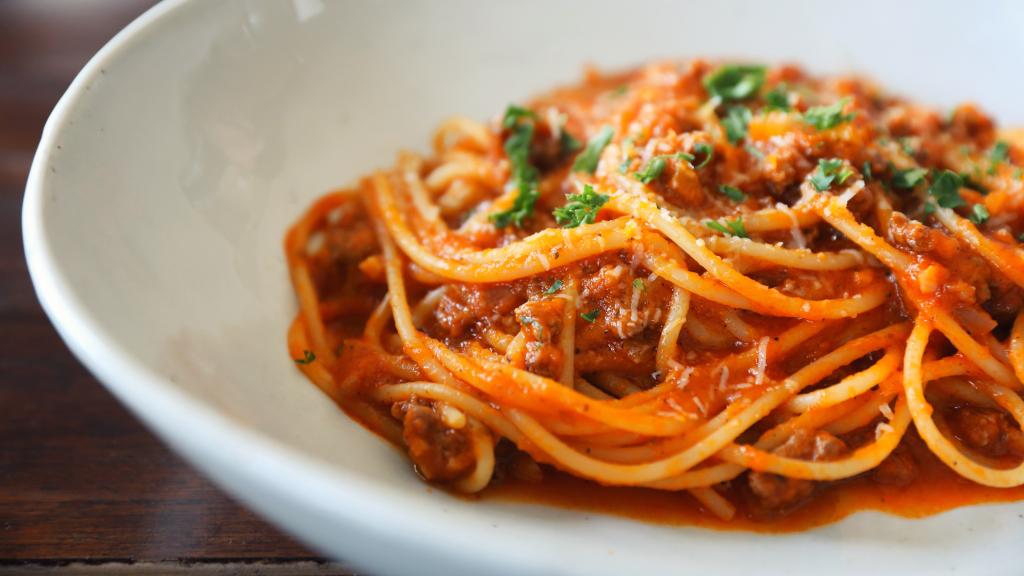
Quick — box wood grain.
[0,0,327,565]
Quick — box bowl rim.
[20,1,547,573]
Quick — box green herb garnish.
[899,137,916,156]
[634,156,668,184]
[634,153,695,184]
[544,279,564,295]
[928,170,965,208]
[722,106,752,144]
[502,105,537,128]
[990,141,1010,163]
[764,85,790,111]
[988,141,1010,175]
[969,204,990,225]
[581,309,600,323]
[705,217,749,238]
[491,105,542,228]
[693,142,714,168]
[572,125,615,173]
[559,131,582,156]
[745,144,765,160]
[294,350,317,365]
[961,173,989,195]
[553,184,609,228]
[891,167,928,190]
[703,65,766,101]
[810,158,854,191]
[803,98,854,131]
[632,278,645,291]
[718,184,747,202]
[862,161,873,181]
[923,201,936,215]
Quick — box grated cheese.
[718,365,730,391]
[775,202,806,249]
[630,283,641,322]
[879,402,895,421]
[754,336,769,386]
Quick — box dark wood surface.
[0,1,335,569]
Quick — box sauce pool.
[478,448,1024,531]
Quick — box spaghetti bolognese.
[286,60,1024,523]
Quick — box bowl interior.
[26,1,1024,574]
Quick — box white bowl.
[23,1,1024,574]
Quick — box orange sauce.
[480,449,1024,531]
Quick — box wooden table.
[0,2,348,573]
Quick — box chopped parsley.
[928,170,965,208]
[294,350,317,365]
[862,161,873,181]
[544,279,564,295]
[969,203,990,225]
[803,98,854,130]
[572,125,615,173]
[634,156,668,184]
[559,130,582,156]
[891,167,928,190]
[764,85,790,111]
[633,278,645,291]
[491,105,541,228]
[899,137,916,156]
[990,141,1010,163]
[581,309,600,323]
[703,65,766,101]
[553,184,609,228]
[1015,167,1023,180]
[634,153,695,184]
[693,142,714,168]
[718,184,747,202]
[989,141,1011,175]
[923,201,937,216]
[744,144,765,160]
[810,158,854,191]
[705,217,749,238]
[611,85,629,97]
[722,105,752,144]
[502,105,536,128]
[961,172,989,195]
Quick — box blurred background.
[0,1,341,572]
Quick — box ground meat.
[947,103,996,148]
[514,298,566,378]
[872,441,918,486]
[392,400,475,482]
[881,104,943,140]
[577,260,672,342]
[887,212,959,257]
[434,282,526,337]
[574,340,657,376]
[886,211,1023,317]
[948,406,1024,459]
[747,429,848,512]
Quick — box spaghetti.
[286,60,1024,523]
